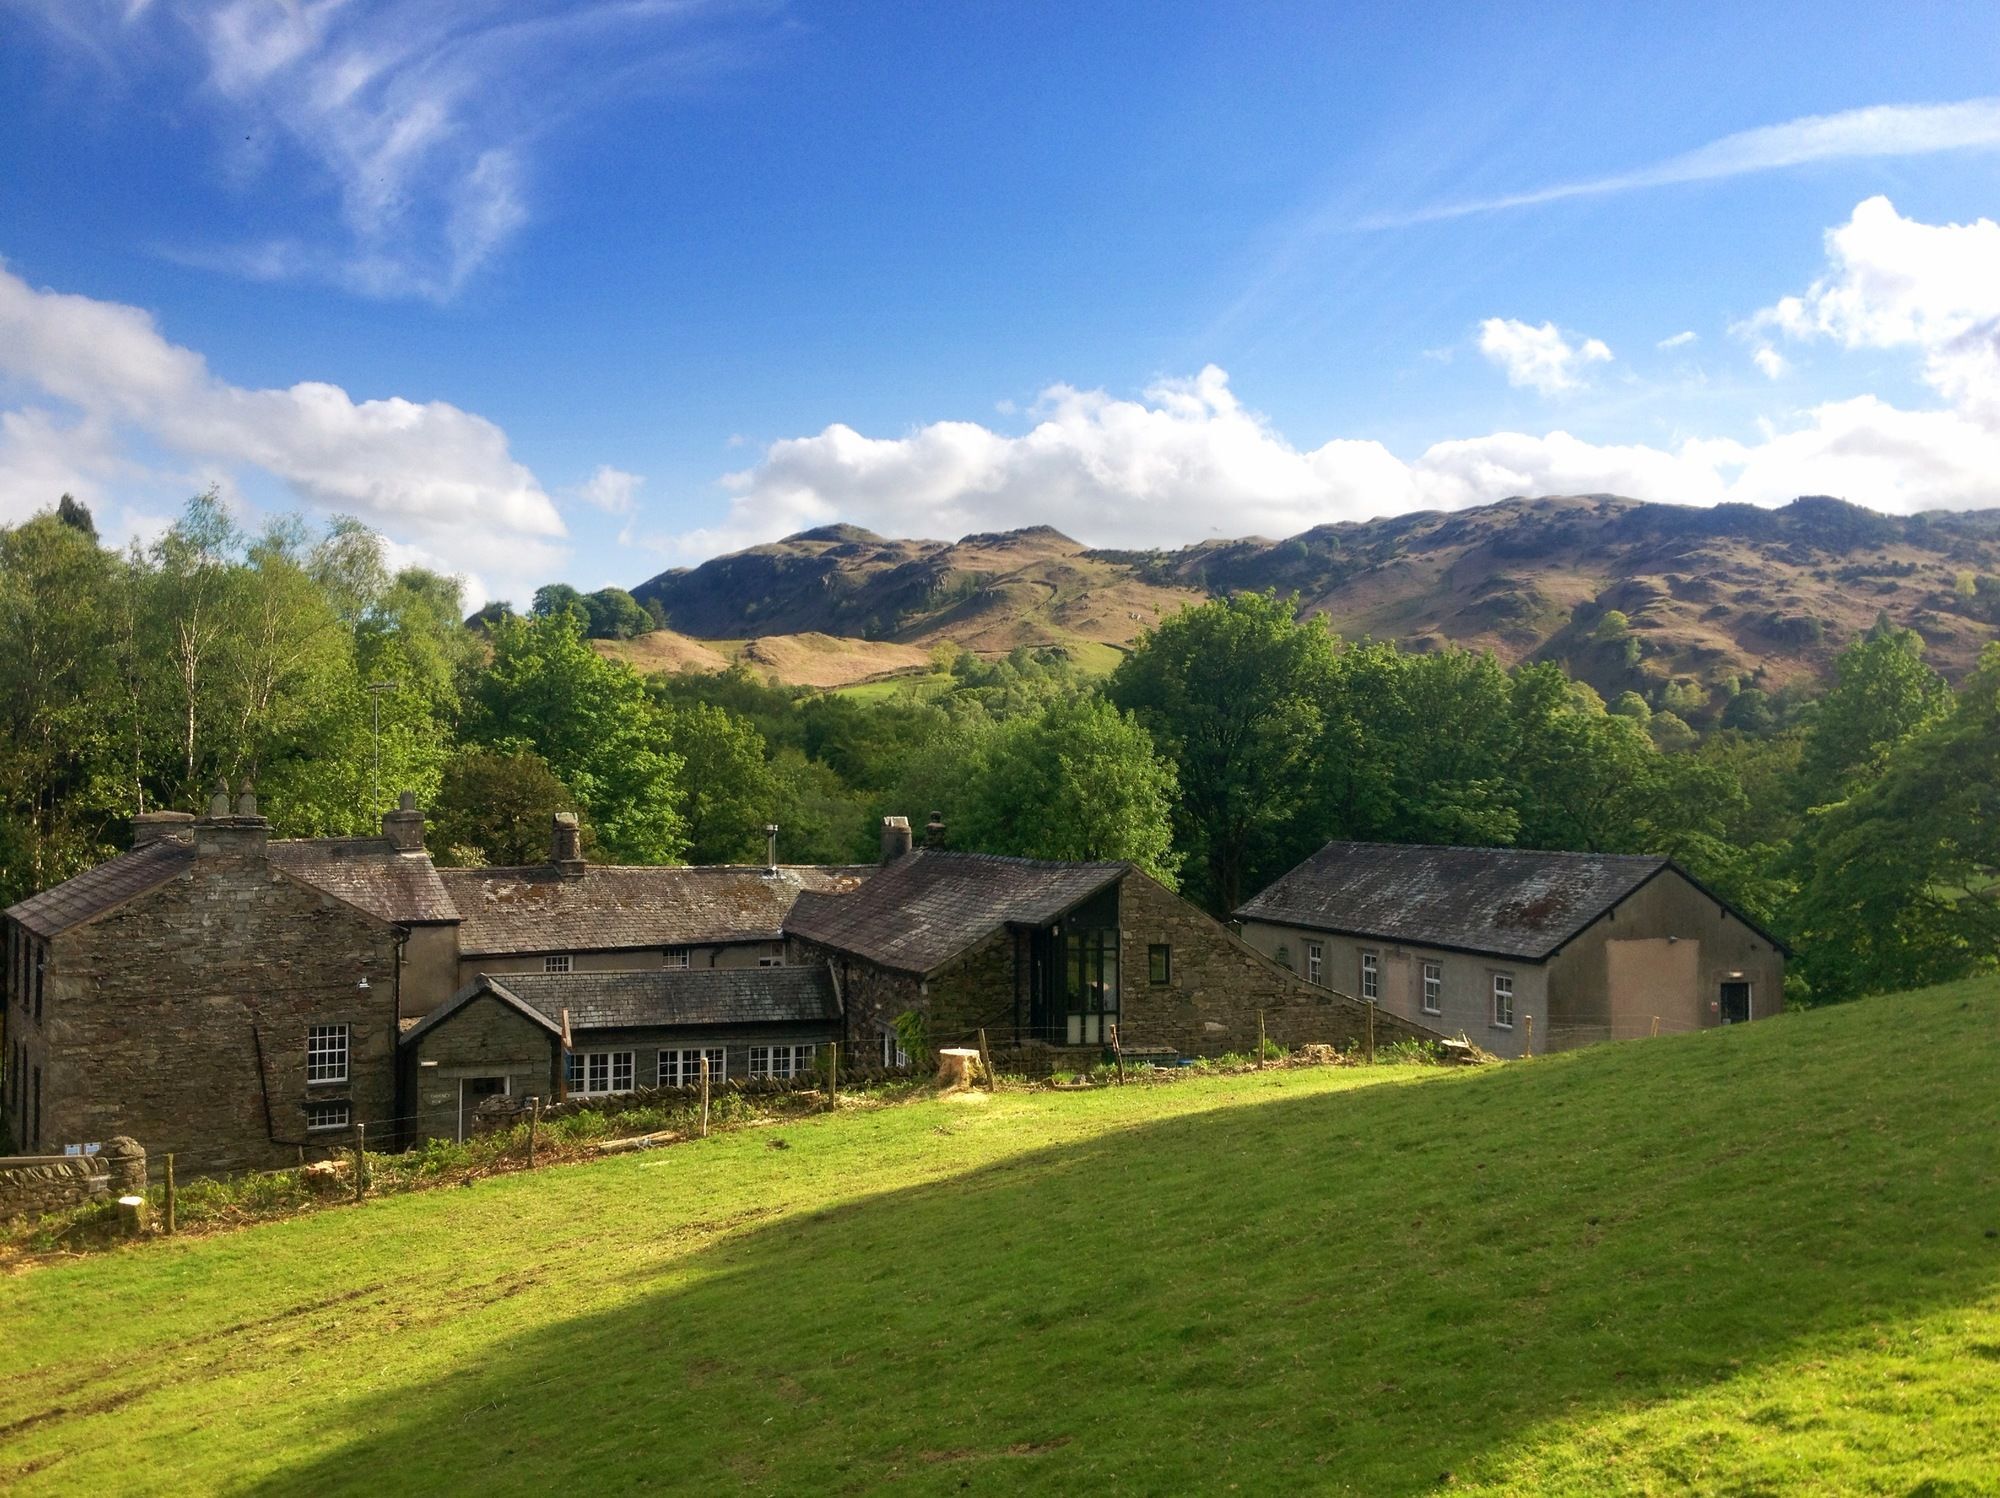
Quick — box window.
[543,953,573,974]
[748,1043,817,1079]
[1147,944,1172,984]
[33,938,44,1023]
[1360,951,1379,1001]
[662,947,691,970]
[1422,962,1442,1015]
[881,1028,909,1068]
[305,1100,351,1132]
[566,1050,635,1096]
[758,943,786,968]
[1306,941,1324,987]
[306,1023,349,1085]
[658,1047,725,1088]
[1492,973,1515,1029]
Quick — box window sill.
[1491,1022,1514,1031]
[1421,1008,1442,1017]
[306,1078,348,1088]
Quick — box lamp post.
[367,681,398,819]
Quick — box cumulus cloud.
[14,1,769,299]
[1657,330,1699,350]
[1478,319,1613,395]
[0,261,564,588]
[1752,195,2000,423]
[570,465,645,515]
[1752,346,1790,379]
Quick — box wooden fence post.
[1524,1014,1534,1058]
[1365,1002,1376,1065]
[1257,1011,1266,1069]
[163,1152,176,1237]
[977,1028,997,1092]
[353,1123,366,1203]
[699,1054,711,1139]
[528,1098,540,1168]
[828,1041,839,1111]
[1111,1022,1125,1086]
[1651,1015,1660,1037]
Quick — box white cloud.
[667,349,2000,560]
[1478,319,1613,395]
[15,1,767,299]
[1368,98,2000,228]
[1752,346,1789,379]
[1752,195,2000,423]
[570,465,644,515]
[1657,330,1699,350]
[0,261,564,590]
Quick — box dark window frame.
[1147,944,1172,984]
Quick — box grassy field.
[3,981,1998,1495]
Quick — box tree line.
[3,496,1993,1007]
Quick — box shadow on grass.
[255,996,2000,1495]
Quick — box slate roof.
[785,849,1127,976]
[402,966,842,1047]
[266,838,458,925]
[1233,841,1676,962]
[436,864,871,957]
[3,839,194,938]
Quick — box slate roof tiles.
[401,965,842,1047]
[785,849,1127,975]
[1233,841,1671,962]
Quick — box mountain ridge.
[629,495,2000,701]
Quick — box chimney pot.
[765,823,780,874]
[880,816,913,863]
[924,811,947,850]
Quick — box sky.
[3,1,2000,610]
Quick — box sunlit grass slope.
[3,980,1997,1495]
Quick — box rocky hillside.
[631,496,2000,695]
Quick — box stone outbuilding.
[1233,841,1788,1058]
[398,966,843,1142]
[785,844,1439,1072]
[0,786,451,1174]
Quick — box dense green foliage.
[4,497,1996,1005]
[2,980,1996,1493]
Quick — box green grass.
[4,981,1999,1495]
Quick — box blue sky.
[3,1,2000,608]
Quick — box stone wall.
[1116,872,1440,1055]
[41,842,401,1177]
[0,1137,143,1221]
[403,993,559,1146]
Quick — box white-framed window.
[757,943,786,969]
[1422,961,1443,1014]
[306,1023,349,1085]
[543,953,573,974]
[1305,941,1324,987]
[305,1099,351,1132]
[881,1028,910,1068]
[1492,973,1515,1029]
[1360,951,1379,1001]
[663,947,691,970]
[658,1047,725,1088]
[748,1043,817,1079]
[566,1049,635,1096]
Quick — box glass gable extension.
[1029,885,1120,1046]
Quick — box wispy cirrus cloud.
[11,1,779,300]
[1362,98,2000,230]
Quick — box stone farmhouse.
[1233,841,1788,1059]
[2,796,1436,1174]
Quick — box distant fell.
[631,495,2000,694]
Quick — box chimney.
[924,811,947,850]
[132,811,194,849]
[550,812,586,878]
[382,790,425,853]
[765,823,780,874]
[880,815,913,863]
[194,775,269,859]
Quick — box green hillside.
[4,981,1998,1495]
